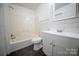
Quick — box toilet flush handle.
[50,42,52,45]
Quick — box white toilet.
[32,37,42,51]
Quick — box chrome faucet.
[57,29,63,32]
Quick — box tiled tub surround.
[9,4,37,42]
[8,4,38,54]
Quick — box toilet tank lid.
[32,37,42,41]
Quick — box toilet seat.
[32,37,42,43]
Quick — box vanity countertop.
[42,30,79,39]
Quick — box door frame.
[2,4,11,55]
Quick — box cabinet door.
[43,38,52,56]
[52,35,79,56]
[55,4,76,21]
[41,33,53,56]
[52,36,69,56]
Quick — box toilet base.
[33,44,42,51]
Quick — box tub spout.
[10,33,16,39]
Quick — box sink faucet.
[57,29,63,32]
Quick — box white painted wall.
[36,3,52,31]
[50,18,79,34]
[0,4,7,56]
[36,3,51,22]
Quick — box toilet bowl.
[32,37,42,51]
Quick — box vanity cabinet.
[41,33,53,56]
[54,3,79,21]
[41,31,79,56]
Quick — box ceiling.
[13,3,41,10]
[12,3,70,11]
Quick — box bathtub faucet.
[10,33,16,39]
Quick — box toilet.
[32,37,42,51]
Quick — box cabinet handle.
[50,42,56,47]
[50,42,52,45]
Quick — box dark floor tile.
[7,44,46,56]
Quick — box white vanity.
[39,3,79,56]
[41,30,79,56]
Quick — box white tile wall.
[50,17,79,34]
[40,20,50,31]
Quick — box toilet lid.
[32,37,42,42]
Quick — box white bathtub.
[9,38,32,53]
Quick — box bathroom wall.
[36,3,79,55]
[9,4,37,41]
[36,3,52,31]
[36,3,51,22]
[50,18,79,34]
[36,3,79,34]
[0,4,7,55]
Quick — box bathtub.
[9,37,32,53]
